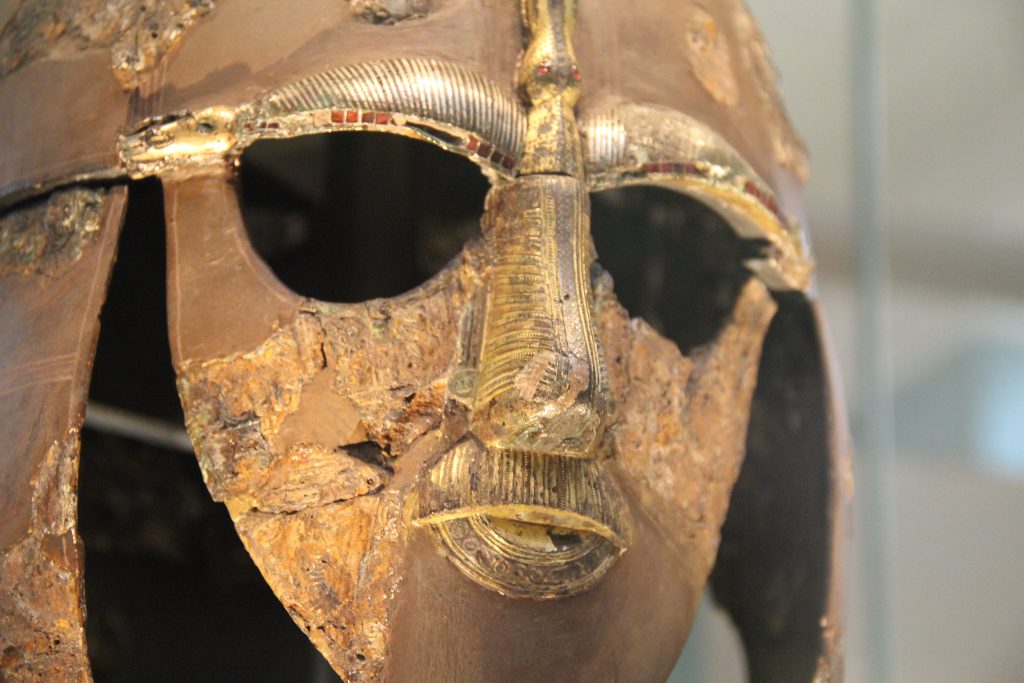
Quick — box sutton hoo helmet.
[0,1,849,681]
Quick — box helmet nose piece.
[413,174,628,600]
[414,0,628,601]
[470,174,608,458]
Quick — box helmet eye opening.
[238,132,490,303]
[590,185,767,354]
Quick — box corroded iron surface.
[0,0,214,89]
[0,186,102,278]
[0,185,125,682]
[731,3,809,182]
[0,434,89,682]
[685,6,739,107]
[350,0,433,24]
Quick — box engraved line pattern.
[581,103,813,291]
[435,515,618,599]
[474,188,567,407]
[582,110,628,169]
[251,59,527,164]
[568,184,605,404]
[419,441,626,541]
[582,103,788,226]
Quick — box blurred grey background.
[671,1,1024,681]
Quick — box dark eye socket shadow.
[590,184,767,354]
[237,132,490,303]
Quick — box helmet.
[0,1,847,680]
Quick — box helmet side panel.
[0,185,127,680]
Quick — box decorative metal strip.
[120,60,529,178]
[432,514,619,599]
[415,440,628,546]
[581,103,813,291]
[244,58,527,173]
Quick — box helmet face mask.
[0,2,847,681]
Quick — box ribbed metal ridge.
[415,440,628,545]
[580,103,815,292]
[252,58,527,159]
[581,103,754,180]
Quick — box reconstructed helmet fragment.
[0,1,848,681]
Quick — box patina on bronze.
[0,1,848,681]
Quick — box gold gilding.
[470,177,607,457]
[103,0,813,600]
[433,514,619,600]
[582,103,813,291]
[416,441,627,545]
[517,0,583,177]
[415,0,626,599]
[120,107,238,176]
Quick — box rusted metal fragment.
[176,272,467,509]
[231,491,405,682]
[599,276,778,577]
[0,433,89,683]
[230,441,390,514]
[0,185,123,682]
[0,0,215,89]
[314,286,463,456]
[180,311,326,439]
[108,0,215,90]
[0,186,102,278]
[176,311,377,510]
[349,0,434,25]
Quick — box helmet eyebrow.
[252,58,526,161]
[583,103,813,292]
[119,59,529,181]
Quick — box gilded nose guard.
[413,0,629,599]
